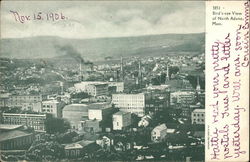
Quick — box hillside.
[0,33,205,61]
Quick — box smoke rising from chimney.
[55,44,93,66]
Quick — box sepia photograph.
[0,1,206,161]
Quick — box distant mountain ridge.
[0,33,205,61]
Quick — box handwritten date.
[10,10,67,23]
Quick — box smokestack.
[116,70,119,82]
[79,60,82,81]
[138,59,142,88]
[54,45,94,81]
[120,57,124,81]
[165,64,169,84]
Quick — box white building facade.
[191,109,205,124]
[112,93,145,117]
[74,81,124,93]
[170,91,195,105]
[42,100,65,118]
[112,111,131,130]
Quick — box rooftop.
[113,111,130,116]
[153,124,167,131]
[64,143,83,150]
[42,100,59,104]
[0,124,23,130]
[87,102,111,110]
[193,109,205,113]
[0,130,33,142]
[112,93,144,96]
[63,104,89,112]
[90,83,108,86]
[3,113,46,117]
[63,103,111,112]
[146,85,169,90]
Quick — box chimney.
[120,57,124,81]
[79,60,82,81]
[138,60,142,88]
[165,64,169,84]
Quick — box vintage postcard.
[0,0,248,161]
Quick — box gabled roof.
[152,124,167,132]
[65,143,83,150]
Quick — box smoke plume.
[56,45,93,65]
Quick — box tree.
[27,140,64,160]
[45,117,70,134]
[71,91,90,99]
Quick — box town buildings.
[112,93,145,117]
[42,100,65,118]
[2,113,47,132]
[170,91,195,105]
[0,52,206,161]
[88,103,115,121]
[64,140,100,158]
[62,104,89,130]
[151,124,167,143]
[0,94,45,111]
[86,83,109,97]
[108,82,124,92]
[138,115,152,127]
[96,135,114,151]
[74,81,124,94]
[80,119,101,133]
[0,124,35,150]
[63,103,115,130]
[112,111,132,130]
[191,109,205,124]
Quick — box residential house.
[151,124,167,142]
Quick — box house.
[151,124,167,142]
[64,143,83,158]
[96,134,132,152]
[64,140,101,158]
[96,135,114,151]
[113,136,133,152]
[138,115,152,127]
[79,119,101,133]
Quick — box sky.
[1,1,205,39]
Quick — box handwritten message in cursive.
[206,1,249,161]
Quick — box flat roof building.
[191,109,205,125]
[62,104,89,130]
[2,113,46,132]
[112,111,132,130]
[112,93,145,117]
[42,100,65,118]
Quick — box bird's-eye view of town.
[0,1,205,161]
